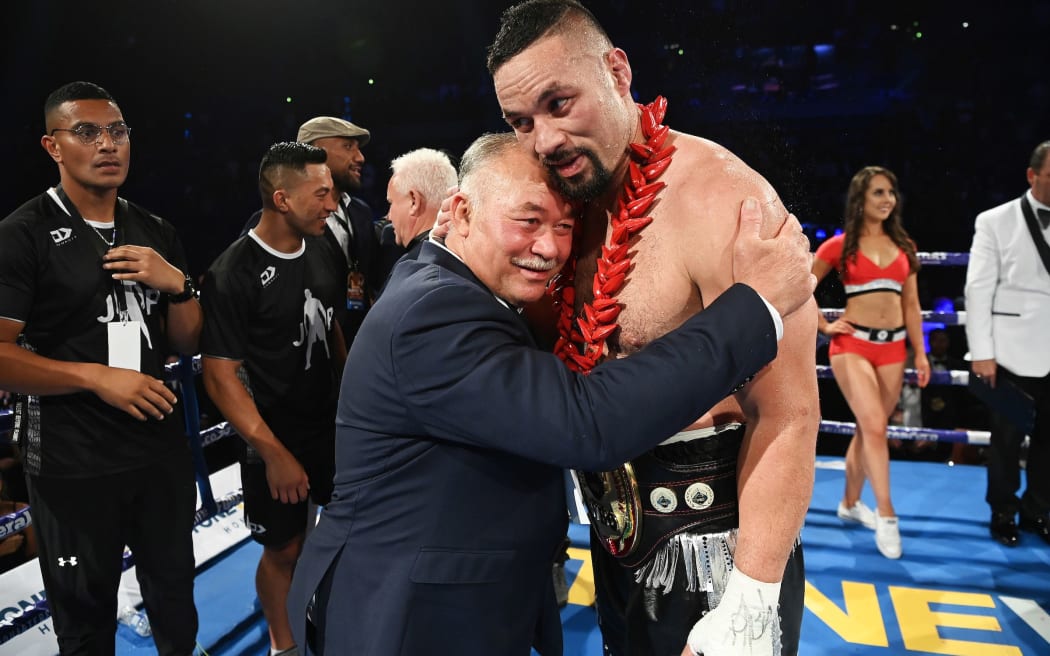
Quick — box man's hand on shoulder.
[732,197,815,318]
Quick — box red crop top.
[814,233,910,297]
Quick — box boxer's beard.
[543,147,612,202]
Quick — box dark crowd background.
[4,1,1048,276]
[2,1,1048,425]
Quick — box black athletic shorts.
[239,420,334,547]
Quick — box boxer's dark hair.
[486,0,608,74]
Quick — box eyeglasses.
[50,122,131,145]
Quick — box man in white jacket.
[965,140,1050,547]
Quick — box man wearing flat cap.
[296,116,397,344]
[242,116,396,344]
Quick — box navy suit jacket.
[288,242,777,655]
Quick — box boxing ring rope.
[914,251,970,266]
[1,252,980,644]
[819,419,989,446]
[814,363,989,445]
[815,365,972,388]
[0,506,31,543]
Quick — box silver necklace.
[87,223,116,247]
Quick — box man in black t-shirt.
[240,116,403,345]
[0,81,202,654]
[201,142,345,656]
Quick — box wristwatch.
[168,275,197,304]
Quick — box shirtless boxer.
[487,2,819,654]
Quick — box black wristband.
[168,275,197,304]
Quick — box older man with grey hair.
[386,148,457,258]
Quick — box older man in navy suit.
[287,133,815,655]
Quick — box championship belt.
[578,424,744,568]
[577,462,643,558]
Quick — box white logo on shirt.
[260,266,276,287]
[49,227,73,244]
[96,283,161,349]
[57,556,78,567]
[292,288,334,370]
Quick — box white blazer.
[965,191,1050,377]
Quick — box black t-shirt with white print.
[0,189,190,477]
[200,231,341,441]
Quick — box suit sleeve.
[964,210,999,361]
[391,282,776,471]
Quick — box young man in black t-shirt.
[238,116,403,346]
[0,82,202,654]
[201,142,345,656]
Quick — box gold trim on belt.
[577,462,642,557]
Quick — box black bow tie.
[1039,207,1050,230]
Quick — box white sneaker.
[837,500,877,529]
[875,514,902,559]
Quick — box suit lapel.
[418,243,534,339]
[1019,195,1050,278]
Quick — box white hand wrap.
[686,567,782,656]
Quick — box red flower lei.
[551,96,675,373]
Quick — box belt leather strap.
[578,424,743,568]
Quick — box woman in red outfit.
[812,166,931,559]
